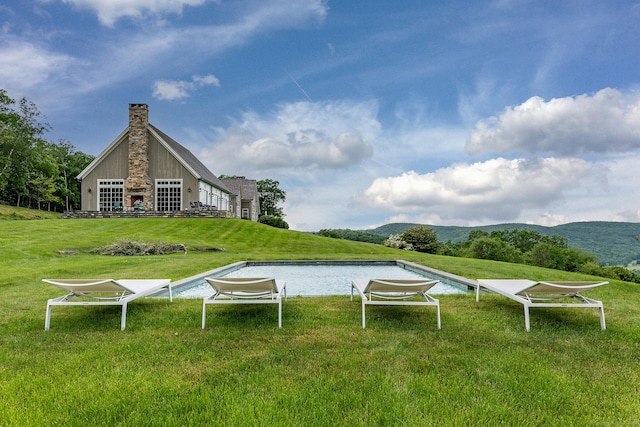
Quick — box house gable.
[76,104,234,214]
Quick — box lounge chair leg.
[436,304,441,330]
[45,303,52,331]
[121,303,128,330]
[600,307,606,330]
[524,306,530,332]
[202,302,207,329]
[361,301,366,329]
[278,300,282,328]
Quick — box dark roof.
[149,124,230,192]
[220,177,258,200]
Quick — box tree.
[50,140,94,211]
[0,90,20,195]
[400,226,439,253]
[0,90,50,207]
[257,179,286,217]
[468,237,519,262]
[0,89,93,211]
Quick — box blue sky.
[2,0,640,231]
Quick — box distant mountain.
[363,222,640,266]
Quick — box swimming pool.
[168,260,475,297]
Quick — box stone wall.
[62,210,234,219]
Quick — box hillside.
[365,222,640,266]
[2,211,640,425]
[0,205,60,220]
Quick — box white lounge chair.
[43,279,172,330]
[202,277,287,328]
[476,279,608,331]
[351,279,441,329]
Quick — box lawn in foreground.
[1,216,639,425]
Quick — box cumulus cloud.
[358,157,604,223]
[466,88,640,156]
[198,100,379,173]
[237,132,372,169]
[152,74,220,100]
[59,0,209,26]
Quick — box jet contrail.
[287,73,313,102]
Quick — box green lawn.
[1,213,639,425]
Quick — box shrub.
[578,262,607,277]
[384,234,413,250]
[400,226,439,253]
[258,215,289,229]
[91,239,186,256]
[606,266,638,283]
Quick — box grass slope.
[0,205,60,220]
[1,214,639,425]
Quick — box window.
[242,208,249,219]
[156,179,182,211]
[98,180,124,211]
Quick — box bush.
[578,262,607,277]
[91,239,186,256]
[258,215,289,229]
[400,226,439,253]
[384,234,413,250]
[606,266,638,283]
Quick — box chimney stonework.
[125,104,153,210]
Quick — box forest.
[0,89,94,212]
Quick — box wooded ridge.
[365,221,640,266]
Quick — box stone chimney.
[125,104,153,210]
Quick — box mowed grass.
[1,212,640,425]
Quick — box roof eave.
[76,127,129,180]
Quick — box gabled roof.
[220,177,258,200]
[149,124,229,192]
[77,123,230,194]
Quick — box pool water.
[174,264,467,297]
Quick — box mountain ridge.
[362,221,640,266]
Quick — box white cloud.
[59,0,210,26]
[358,157,604,223]
[0,39,74,93]
[152,74,220,100]
[193,74,220,87]
[237,132,373,169]
[466,88,640,156]
[6,1,327,105]
[57,0,327,28]
[152,80,193,100]
[198,100,379,174]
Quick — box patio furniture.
[351,279,441,329]
[202,277,287,328]
[43,278,172,330]
[476,279,608,331]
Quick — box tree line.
[315,226,640,283]
[386,226,640,283]
[0,89,94,212]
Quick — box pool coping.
[166,259,478,296]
